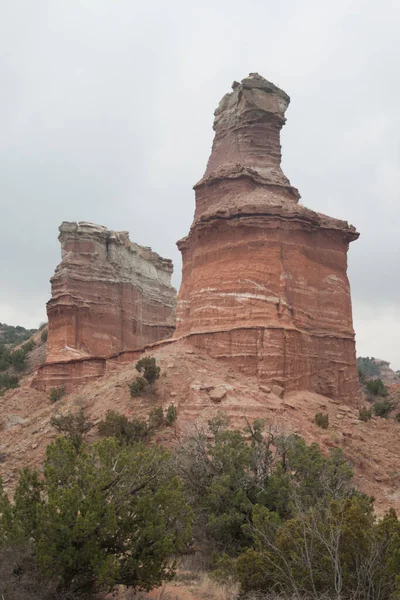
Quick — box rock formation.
[175,73,360,402]
[45,221,176,363]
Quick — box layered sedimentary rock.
[46,221,176,363]
[175,73,359,402]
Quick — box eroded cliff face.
[46,222,176,363]
[175,73,360,403]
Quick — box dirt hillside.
[1,339,400,516]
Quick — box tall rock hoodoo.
[175,73,359,402]
[46,222,176,363]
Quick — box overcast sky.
[1,0,399,367]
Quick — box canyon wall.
[175,73,360,402]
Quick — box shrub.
[366,378,388,397]
[175,419,354,558]
[41,328,48,343]
[135,356,161,385]
[396,413,400,423]
[359,406,372,422]
[0,373,19,391]
[314,412,329,429]
[129,376,148,396]
[22,339,35,353]
[49,386,66,403]
[357,356,380,378]
[1,438,192,595]
[373,399,397,418]
[0,345,11,371]
[148,406,165,430]
[98,409,130,438]
[358,366,366,382]
[0,323,37,346]
[10,348,28,372]
[166,404,178,426]
[98,410,148,444]
[99,408,174,444]
[175,420,400,600]
[0,339,36,375]
[130,357,161,396]
[50,409,94,450]
[0,354,10,372]
[235,499,400,599]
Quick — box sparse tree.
[135,356,161,385]
[50,409,94,450]
[1,438,192,596]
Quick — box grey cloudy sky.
[1,0,399,367]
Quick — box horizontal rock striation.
[175,73,360,403]
[34,222,176,390]
[46,221,176,362]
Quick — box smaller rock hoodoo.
[46,221,176,363]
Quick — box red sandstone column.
[175,73,359,403]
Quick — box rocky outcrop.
[33,222,176,389]
[365,358,400,385]
[46,222,176,362]
[175,73,360,403]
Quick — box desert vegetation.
[359,406,373,421]
[130,356,161,396]
[356,358,399,421]
[372,399,397,418]
[0,338,35,374]
[357,356,381,379]
[49,385,66,403]
[175,417,400,600]
[313,412,329,429]
[359,377,398,419]
[1,407,400,600]
[98,404,177,444]
[0,339,37,393]
[0,372,19,394]
[0,437,191,598]
[366,377,389,397]
[0,322,37,347]
[50,409,94,450]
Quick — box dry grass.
[178,553,210,574]
[241,595,295,600]
[124,583,181,600]
[191,572,239,600]
[172,553,239,600]
[101,573,293,600]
